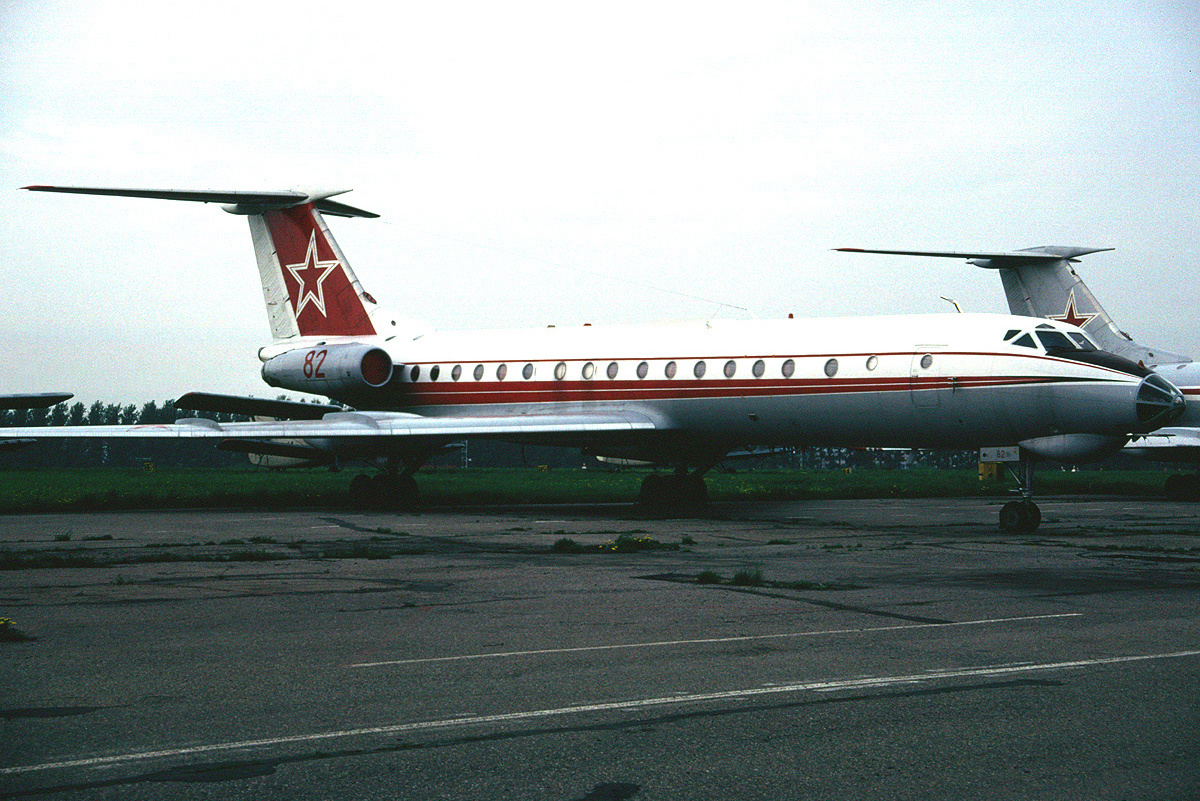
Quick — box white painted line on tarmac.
[6,648,1198,777]
[349,613,1083,668]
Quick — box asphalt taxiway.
[2,496,1198,799]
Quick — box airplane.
[836,247,1200,498]
[6,188,1188,531]
[0,393,73,452]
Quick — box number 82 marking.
[303,349,327,379]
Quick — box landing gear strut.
[639,467,709,510]
[999,449,1041,533]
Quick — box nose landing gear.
[998,450,1041,533]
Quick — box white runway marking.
[349,613,1083,667]
[6,648,1197,777]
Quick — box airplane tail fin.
[22,186,399,342]
[247,200,379,339]
[836,246,1191,365]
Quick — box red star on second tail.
[1047,290,1097,329]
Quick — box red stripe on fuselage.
[382,374,1085,409]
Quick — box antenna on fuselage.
[940,296,964,313]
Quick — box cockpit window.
[1003,329,1021,341]
[1067,332,1097,351]
[1013,333,1037,349]
[1036,330,1076,351]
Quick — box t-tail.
[837,245,1191,366]
[22,186,398,342]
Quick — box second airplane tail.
[837,245,1191,366]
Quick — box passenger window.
[782,359,795,378]
[522,363,534,380]
[429,365,440,381]
[607,361,619,379]
[637,361,649,379]
[410,365,421,381]
[694,361,706,378]
[473,364,484,381]
[582,361,595,380]
[752,359,765,378]
[824,358,839,377]
[554,362,567,380]
[920,354,933,370]
[451,364,462,381]
[665,361,677,379]
[1013,334,1037,349]
[496,363,508,380]
[866,355,878,371]
[724,360,736,378]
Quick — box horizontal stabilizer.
[176,392,344,420]
[21,186,378,218]
[836,246,1114,268]
[0,393,73,410]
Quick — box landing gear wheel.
[1166,473,1200,501]
[680,474,708,505]
[1187,474,1200,500]
[999,500,1041,533]
[638,473,707,511]
[639,474,666,506]
[349,474,374,507]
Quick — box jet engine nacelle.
[1018,434,1129,463]
[261,343,393,396]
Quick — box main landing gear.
[998,450,1041,533]
[348,456,425,509]
[1164,472,1200,501]
[638,467,710,510]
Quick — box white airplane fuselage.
[265,312,1177,465]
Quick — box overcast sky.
[2,0,1197,404]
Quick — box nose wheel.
[999,499,1041,532]
[999,449,1041,532]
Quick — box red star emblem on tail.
[283,230,340,317]
[1048,290,1097,329]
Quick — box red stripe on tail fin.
[266,204,376,337]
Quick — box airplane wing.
[1124,428,1200,463]
[175,392,344,420]
[0,393,73,410]
[1,410,658,442]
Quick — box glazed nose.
[1136,373,1186,429]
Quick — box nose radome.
[1136,374,1186,429]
